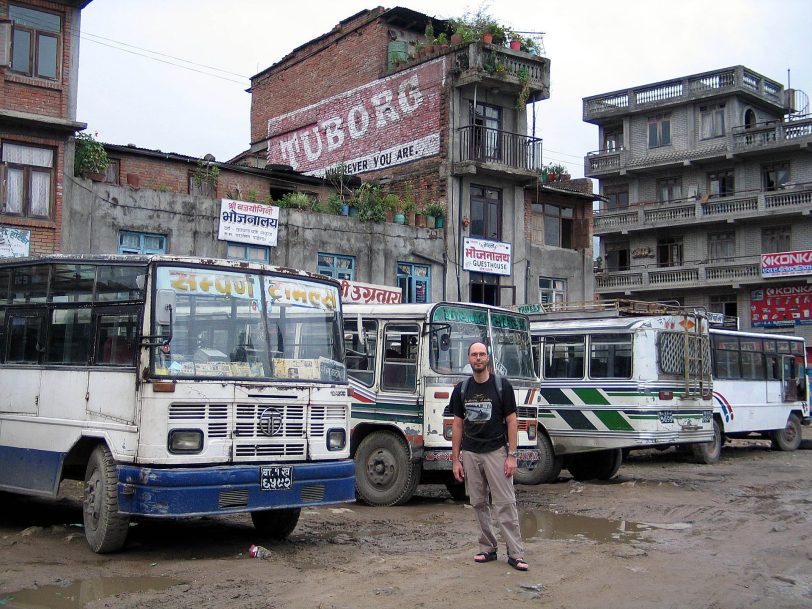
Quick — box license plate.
[260,466,293,491]
[517,449,539,462]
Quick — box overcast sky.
[76,0,812,178]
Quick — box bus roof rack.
[513,299,709,320]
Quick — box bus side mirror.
[156,289,176,325]
[440,334,450,351]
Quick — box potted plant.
[425,202,446,229]
[403,199,418,225]
[74,132,109,180]
[415,204,427,228]
[383,193,400,223]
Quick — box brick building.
[244,6,596,305]
[0,0,89,257]
[585,66,812,342]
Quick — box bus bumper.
[422,448,540,470]
[116,459,356,517]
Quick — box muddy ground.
[2,430,812,609]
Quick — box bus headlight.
[527,423,537,441]
[443,421,453,441]
[327,428,346,451]
[168,429,203,453]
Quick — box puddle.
[1,576,183,609]
[520,509,650,544]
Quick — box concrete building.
[0,0,90,257]
[244,6,596,306]
[584,66,812,342]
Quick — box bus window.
[47,308,93,364]
[544,335,584,379]
[6,312,45,363]
[740,350,765,380]
[11,265,49,304]
[531,335,542,377]
[95,266,145,302]
[50,265,95,303]
[711,335,740,379]
[344,318,377,387]
[590,333,632,379]
[95,308,139,366]
[382,324,418,391]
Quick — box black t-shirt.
[449,374,517,454]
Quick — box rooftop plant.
[74,132,109,177]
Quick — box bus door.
[1,309,48,415]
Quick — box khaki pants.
[462,447,525,560]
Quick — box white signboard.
[218,199,280,247]
[340,279,402,304]
[0,226,30,258]
[463,237,512,276]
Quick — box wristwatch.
[509,450,519,457]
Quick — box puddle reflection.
[2,576,183,609]
[520,509,649,544]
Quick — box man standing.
[450,342,528,571]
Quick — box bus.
[0,255,354,552]
[342,302,540,505]
[700,327,809,462]
[518,301,715,483]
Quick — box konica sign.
[761,250,812,278]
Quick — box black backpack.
[459,374,505,406]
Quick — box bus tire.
[355,431,420,506]
[565,448,623,481]
[514,433,563,485]
[83,445,130,554]
[770,413,802,452]
[251,508,301,539]
[691,418,722,464]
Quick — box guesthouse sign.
[463,237,512,276]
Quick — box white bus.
[0,255,354,552]
[519,301,715,483]
[698,327,809,462]
[343,302,540,505]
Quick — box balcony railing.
[457,125,543,172]
[453,43,550,100]
[731,114,812,150]
[595,256,764,293]
[583,66,784,122]
[593,183,812,234]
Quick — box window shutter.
[0,20,10,67]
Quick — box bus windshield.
[153,266,345,382]
[429,304,535,380]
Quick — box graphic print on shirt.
[465,397,493,423]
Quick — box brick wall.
[250,9,388,145]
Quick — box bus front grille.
[219,489,249,509]
[301,485,325,502]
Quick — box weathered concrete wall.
[63,179,447,299]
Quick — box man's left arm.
[504,412,518,477]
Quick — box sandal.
[474,551,498,563]
[508,557,528,571]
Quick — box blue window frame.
[227,242,271,264]
[118,231,166,255]
[317,253,355,280]
[397,262,430,303]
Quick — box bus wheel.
[83,445,130,553]
[514,434,563,485]
[251,508,301,539]
[691,418,722,464]
[771,414,802,452]
[355,431,420,506]
[566,448,623,482]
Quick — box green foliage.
[280,191,312,209]
[516,66,531,110]
[434,32,448,45]
[74,132,109,176]
[450,4,505,44]
[546,161,568,175]
[354,183,387,222]
[246,189,258,202]
[327,193,345,214]
[424,202,446,218]
[193,159,219,188]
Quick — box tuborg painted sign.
[266,58,445,177]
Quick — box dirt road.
[2,431,812,609]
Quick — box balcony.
[593,183,812,236]
[454,125,543,176]
[595,255,764,295]
[583,66,784,124]
[451,42,550,102]
[731,114,812,155]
